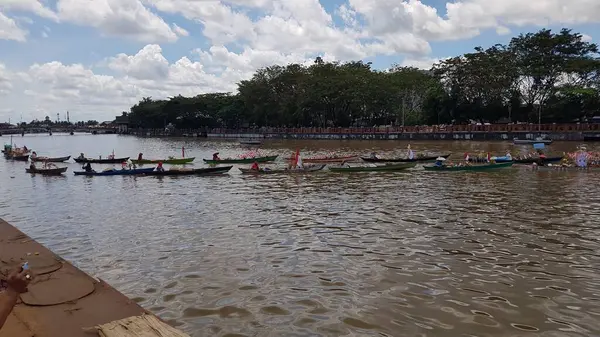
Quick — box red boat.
[285,155,358,163]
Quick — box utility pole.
[56,113,60,123]
[67,111,70,123]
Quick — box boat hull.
[239,164,325,174]
[329,162,417,172]
[131,157,195,165]
[74,157,130,164]
[26,167,68,175]
[513,139,553,144]
[145,166,232,176]
[4,154,29,161]
[513,156,563,164]
[424,162,514,171]
[361,154,451,163]
[74,168,155,176]
[31,155,71,162]
[203,155,278,164]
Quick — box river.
[1,133,599,336]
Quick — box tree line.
[128,28,600,129]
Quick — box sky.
[0,0,598,123]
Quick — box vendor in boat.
[30,151,37,159]
[78,153,85,160]
[251,161,260,171]
[434,157,446,167]
[156,162,165,172]
[137,153,143,161]
[83,162,93,172]
[369,152,377,159]
[212,152,221,161]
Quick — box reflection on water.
[1,134,600,336]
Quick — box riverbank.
[0,219,188,337]
[123,124,600,141]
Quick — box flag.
[487,152,491,162]
[464,152,469,161]
[296,154,303,168]
[292,149,300,167]
[182,146,185,158]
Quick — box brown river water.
[1,134,600,336]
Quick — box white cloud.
[56,0,179,42]
[109,44,171,80]
[582,34,592,42]
[172,23,188,36]
[399,57,447,70]
[0,64,13,95]
[0,11,27,41]
[0,0,58,21]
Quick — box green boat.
[203,155,278,164]
[329,162,417,172]
[423,162,514,171]
[131,157,195,165]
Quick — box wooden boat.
[468,156,512,163]
[513,137,552,144]
[203,155,278,164]
[31,155,71,162]
[239,139,262,145]
[4,153,29,161]
[131,157,195,165]
[26,167,68,175]
[284,155,358,163]
[74,156,130,164]
[528,165,600,172]
[329,162,417,172]
[145,166,232,176]
[239,164,326,174]
[513,156,563,164]
[74,167,155,176]
[361,154,450,163]
[424,162,514,171]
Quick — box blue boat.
[74,167,155,176]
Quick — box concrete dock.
[0,219,187,337]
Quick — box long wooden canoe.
[26,167,68,175]
[239,164,325,174]
[74,167,155,176]
[31,155,71,162]
[285,155,358,163]
[203,155,278,164]
[145,166,232,176]
[4,153,29,161]
[131,157,195,165]
[424,162,514,171]
[361,154,451,163]
[74,157,130,164]
[329,162,417,172]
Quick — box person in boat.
[121,161,128,170]
[30,151,37,159]
[83,162,93,172]
[434,157,445,167]
[137,153,143,161]
[369,152,377,159]
[78,153,85,160]
[29,162,36,171]
[156,162,165,172]
[213,152,221,161]
[251,161,260,171]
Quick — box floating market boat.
[513,156,563,164]
[131,157,195,165]
[74,156,130,164]
[329,162,417,172]
[424,162,514,171]
[31,155,71,162]
[26,167,68,175]
[468,155,513,163]
[284,155,358,163]
[361,154,450,163]
[239,164,326,174]
[203,155,278,164]
[74,167,155,176]
[513,137,552,144]
[145,166,233,176]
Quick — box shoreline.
[0,218,188,337]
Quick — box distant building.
[114,114,129,133]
